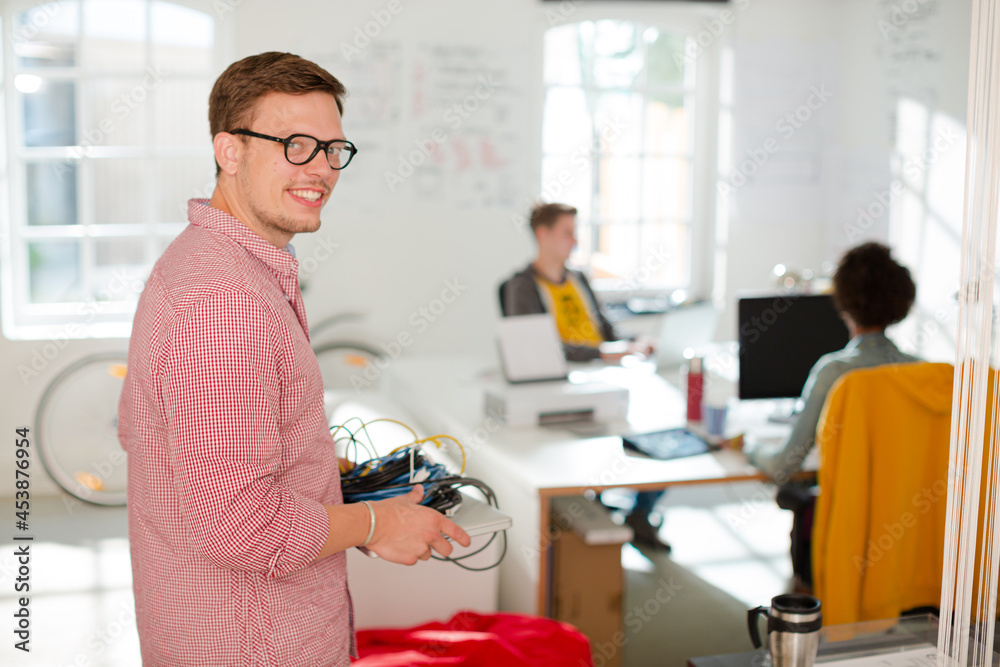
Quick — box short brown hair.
[209,52,347,174]
[529,202,577,234]
[833,242,916,329]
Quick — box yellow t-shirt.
[536,275,604,347]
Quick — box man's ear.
[213,132,242,176]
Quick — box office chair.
[811,362,954,625]
[498,279,511,317]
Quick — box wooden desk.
[386,354,787,618]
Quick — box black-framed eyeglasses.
[229,129,357,170]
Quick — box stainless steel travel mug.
[747,594,822,667]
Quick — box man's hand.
[367,485,472,565]
[600,338,656,363]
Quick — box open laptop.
[496,313,568,383]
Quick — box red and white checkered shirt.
[119,199,353,666]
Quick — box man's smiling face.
[230,90,344,246]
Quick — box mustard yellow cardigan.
[812,362,953,625]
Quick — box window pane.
[154,158,216,224]
[27,162,78,226]
[643,158,691,220]
[541,156,592,220]
[592,223,638,281]
[543,87,590,155]
[645,31,686,87]
[94,160,146,224]
[29,241,81,303]
[82,0,147,71]
[153,80,211,146]
[93,238,147,302]
[639,222,688,288]
[23,80,76,147]
[84,79,146,146]
[589,21,643,89]
[152,2,214,74]
[544,24,582,86]
[593,92,641,155]
[595,157,640,222]
[14,1,79,68]
[645,97,692,155]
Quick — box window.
[542,20,697,293]
[1,0,224,339]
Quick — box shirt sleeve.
[745,357,845,483]
[159,292,330,577]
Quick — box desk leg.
[538,494,552,617]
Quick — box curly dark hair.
[832,242,915,329]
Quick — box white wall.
[0,0,971,496]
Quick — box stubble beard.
[239,169,322,241]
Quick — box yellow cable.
[330,417,467,474]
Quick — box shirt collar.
[847,332,890,350]
[187,199,298,278]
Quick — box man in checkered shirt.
[118,52,470,667]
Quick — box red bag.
[353,611,593,666]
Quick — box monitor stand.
[765,398,801,424]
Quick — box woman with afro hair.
[745,242,919,482]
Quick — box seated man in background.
[500,202,664,549]
[744,241,919,587]
[500,202,652,362]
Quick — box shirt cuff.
[266,495,330,578]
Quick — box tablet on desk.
[622,428,712,461]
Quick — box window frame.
[537,7,722,303]
[0,0,233,340]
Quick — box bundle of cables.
[332,417,506,571]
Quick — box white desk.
[386,354,792,618]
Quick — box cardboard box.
[551,503,626,667]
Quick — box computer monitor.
[738,294,851,400]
